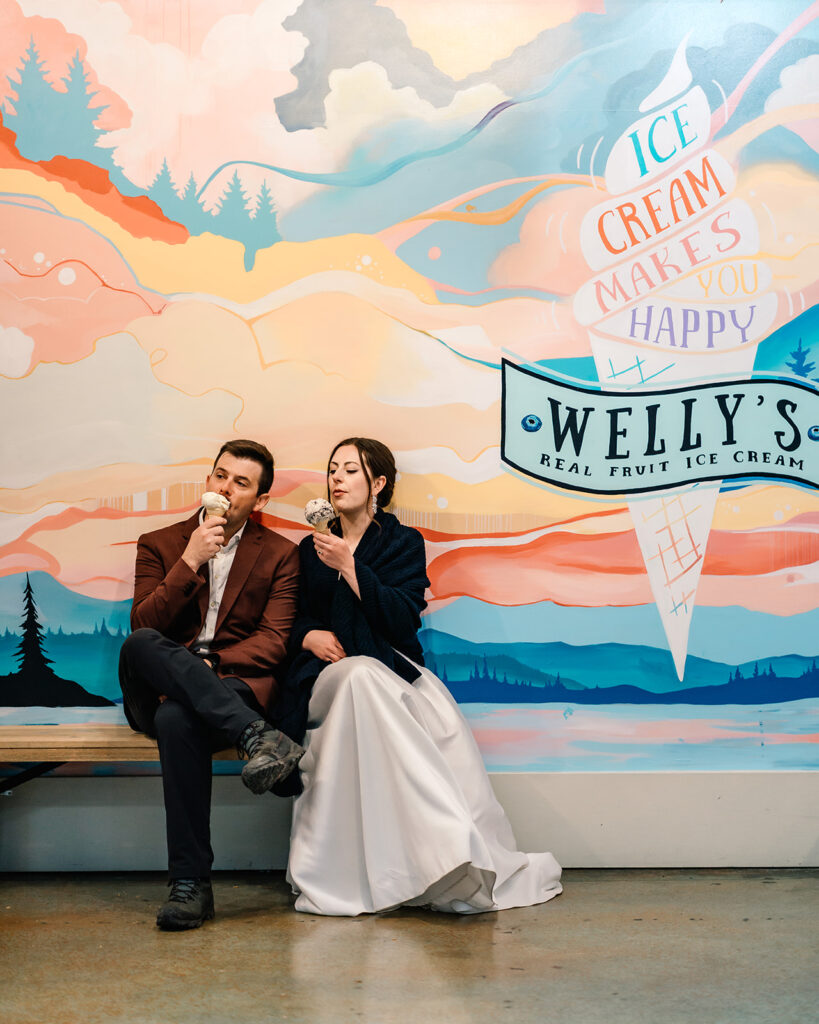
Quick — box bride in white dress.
[279,437,562,916]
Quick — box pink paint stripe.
[712,0,819,135]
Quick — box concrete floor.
[1,870,817,1024]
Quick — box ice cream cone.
[305,498,336,533]
[202,491,230,519]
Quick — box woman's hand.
[313,531,355,575]
[303,630,346,663]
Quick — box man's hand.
[181,518,226,572]
[303,630,346,663]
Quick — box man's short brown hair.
[213,439,274,495]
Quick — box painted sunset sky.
[0,1,817,769]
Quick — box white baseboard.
[0,772,816,871]
[490,771,819,868]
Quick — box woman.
[278,437,562,916]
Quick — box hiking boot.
[240,722,304,794]
[156,878,214,931]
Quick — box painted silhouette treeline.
[147,161,281,269]
[420,630,819,706]
[1,576,817,709]
[3,40,280,269]
[426,653,584,704]
[0,576,113,708]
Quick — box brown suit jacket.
[130,511,299,713]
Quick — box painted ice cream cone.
[573,37,772,680]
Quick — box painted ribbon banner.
[602,86,712,194]
[501,360,819,496]
[660,260,773,302]
[573,199,762,326]
[580,150,736,272]
[595,293,779,353]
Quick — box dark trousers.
[118,628,264,879]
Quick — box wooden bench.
[0,724,238,792]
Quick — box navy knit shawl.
[273,510,429,748]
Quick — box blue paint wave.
[196,34,630,200]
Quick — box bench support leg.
[1,762,67,794]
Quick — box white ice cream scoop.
[201,491,230,518]
[304,498,335,533]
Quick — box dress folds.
[287,655,563,916]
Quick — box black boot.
[156,878,214,931]
[239,720,305,794]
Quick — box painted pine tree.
[3,39,64,160]
[215,169,252,241]
[786,339,815,378]
[4,40,133,192]
[0,575,114,707]
[179,172,209,233]
[15,573,53,676]
[52,51,109,164]
[245,179,281,268]
[148,159,182,219]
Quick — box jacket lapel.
[214,519,262,634]
[177,510,201,546]
[178,511,210,626]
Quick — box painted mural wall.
[1,0,818,773]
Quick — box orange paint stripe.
[408,175,596,227]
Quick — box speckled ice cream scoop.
[201,491,230,518]
[305,498,335,533]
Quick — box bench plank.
[0,724,238,762]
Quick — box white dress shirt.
[194,511,246,651]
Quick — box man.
[119,439,301,931]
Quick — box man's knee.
[120,627,162,666]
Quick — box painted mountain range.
[420,629,819,705]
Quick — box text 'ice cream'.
[305,498,336,533]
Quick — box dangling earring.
[372,494,378,516]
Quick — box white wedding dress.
[286,655,563,916]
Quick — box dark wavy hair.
[213,439,274,495]
[326,437,396,511]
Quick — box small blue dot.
[808,425,819,441]
[521,414,542,433]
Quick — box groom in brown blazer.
[119,439,301,930]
